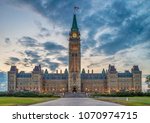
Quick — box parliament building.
[8,13,142,94]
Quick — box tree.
[146,75,150,82]
[146,75,150,89]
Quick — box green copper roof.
[82,68,85,74]
[45,69,48,74]
[64,69,68,74]
[102,69,106,75]
[71,14,78,31]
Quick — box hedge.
[0,91,60,97]
[91,92,150,97]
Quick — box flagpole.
[74,6,79,14]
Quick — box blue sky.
[0,0,150,84]
[0,72,7,91]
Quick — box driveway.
[31,98,123,106]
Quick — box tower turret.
[8,66,18,92]
[107,65,118,93]
[32,65,42,92]
[131,65,142,92]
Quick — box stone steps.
[64,92,88,98]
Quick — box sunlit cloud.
[0,0,149,91]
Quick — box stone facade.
[8,65,142,93]
[8,13,142,94]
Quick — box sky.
[0,72,7,91]
[0,0,150,90]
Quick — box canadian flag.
[74,6,79,10]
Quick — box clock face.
[72,32,77,38]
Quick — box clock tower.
[68,13,81,92]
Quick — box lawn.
[95,97,150,106]
[0,97,58,106]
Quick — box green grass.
[95,97,150,106]
[0,97,58,106]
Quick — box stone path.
[31,98,123,106]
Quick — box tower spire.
[71,14,78,31]
[71,7,79,32]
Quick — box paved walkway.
[31,98,123,106]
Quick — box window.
[72,53,77,57]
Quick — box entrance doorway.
[72,87,77,93]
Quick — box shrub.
[0,91,60,97]
[91,92,150,97]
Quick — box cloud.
[43,41,66,53]
[88,0,150,55]
[4,62,11,66]
[25,50,40,58]
[7,57,20,64]
[31,58,39,64]
[34,21,51,38]
[23,50,41,65]
[5,38,11,44]
[10,57,20,62]
[18,58,33,67]
[112,42,150,72]
[18,36,38,47]
[4,57,20,66]
[42,58,59,71]
[86,56,115,68]
[57,56,68,65]
[0,72,7,83]
[14,0,92,27]
[23,58,29,62]
[17,51,23,55]
[7,0,150,56]
[49,62,59,71]
[38,27,51,37]
[1,0,150,75]
[20,41,67,69]
[82,0,150,56]
[87,63,100,68]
